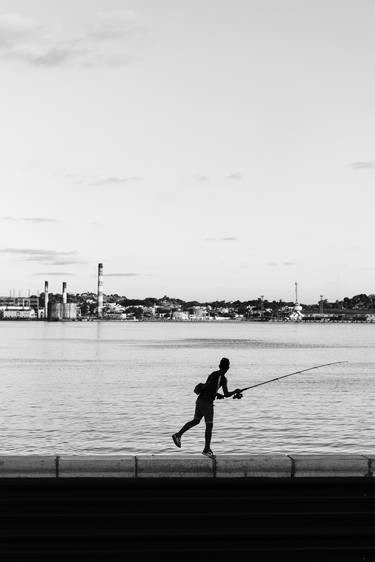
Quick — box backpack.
[194,373,222,396]
[194,382,206,395]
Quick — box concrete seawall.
[0,455,373,560]
[0,453,373,478]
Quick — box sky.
[1,0,375,303]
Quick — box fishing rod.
[232,361,347,399]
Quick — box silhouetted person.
[172,357,242,459]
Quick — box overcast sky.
[1,0,375,302]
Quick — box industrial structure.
[0,306,37,320]
[288,281,304,322]
[0,294,39,320]
[49,302,78,321]
[48,282,78,321]
[0,265,101,321]
[319,295,324,314]
[97,263,104,319]
[44,281,49,319]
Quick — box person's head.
[219,357,230,372]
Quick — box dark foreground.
[0,477,373,561]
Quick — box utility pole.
[320,295,324,314]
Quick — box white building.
[0,306,36,319]
[173,311,189,321]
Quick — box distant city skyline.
[2,270,374,306]
[1,0,375,301]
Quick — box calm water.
[0,321,374,455]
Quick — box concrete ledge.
[58,455,135,478]
[216,454,292,477]
[0,454,373,478]
[364,454,374,477]
[136,455,214,478]
[0,456,56,478]
[289,454,370,477]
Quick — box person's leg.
[202,402,214,454]
[178,418,200,436]
[179,400,202,435]
[203,421,213,452]
[172,402,202,447]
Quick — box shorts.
[194,397,214,424]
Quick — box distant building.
[49,303,78,321]
[173,311,189,321]
[190,306,209,319]
[0,306,36,320]
[0,296,39,310]
[105,312,127,320]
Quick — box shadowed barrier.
[0,454,373,560]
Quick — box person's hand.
[233,392,243,400]
[216,393,224,400]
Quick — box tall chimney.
[62,282,67,304]
[97,263,104,318]
[44,281,49,320]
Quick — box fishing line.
[233,361,347,399]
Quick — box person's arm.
[217,377,241,399]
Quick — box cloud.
[194,175,209,183]
[40,259,87,266]
[205,236,238,242]
[64,173,142,186]
[1,216,58,223]
[33,272,73,276]
[226,172,243,181]
[105,272,150,277]
[1,215,106,228]
[88,176,142,186]
[86,10,139,41]
[0,10,142,67]
[0,248,75,256]
[0,247,85,266]
[88,221,106,228]
[266,261,296,267]
[349,161,375,170]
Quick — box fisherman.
[172,357,242,459]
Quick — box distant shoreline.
[1,318,374,324]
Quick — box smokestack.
[97,263,104,318]
[62,282,67,304]
[44,281,49,320]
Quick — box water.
[0,321,374,455]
